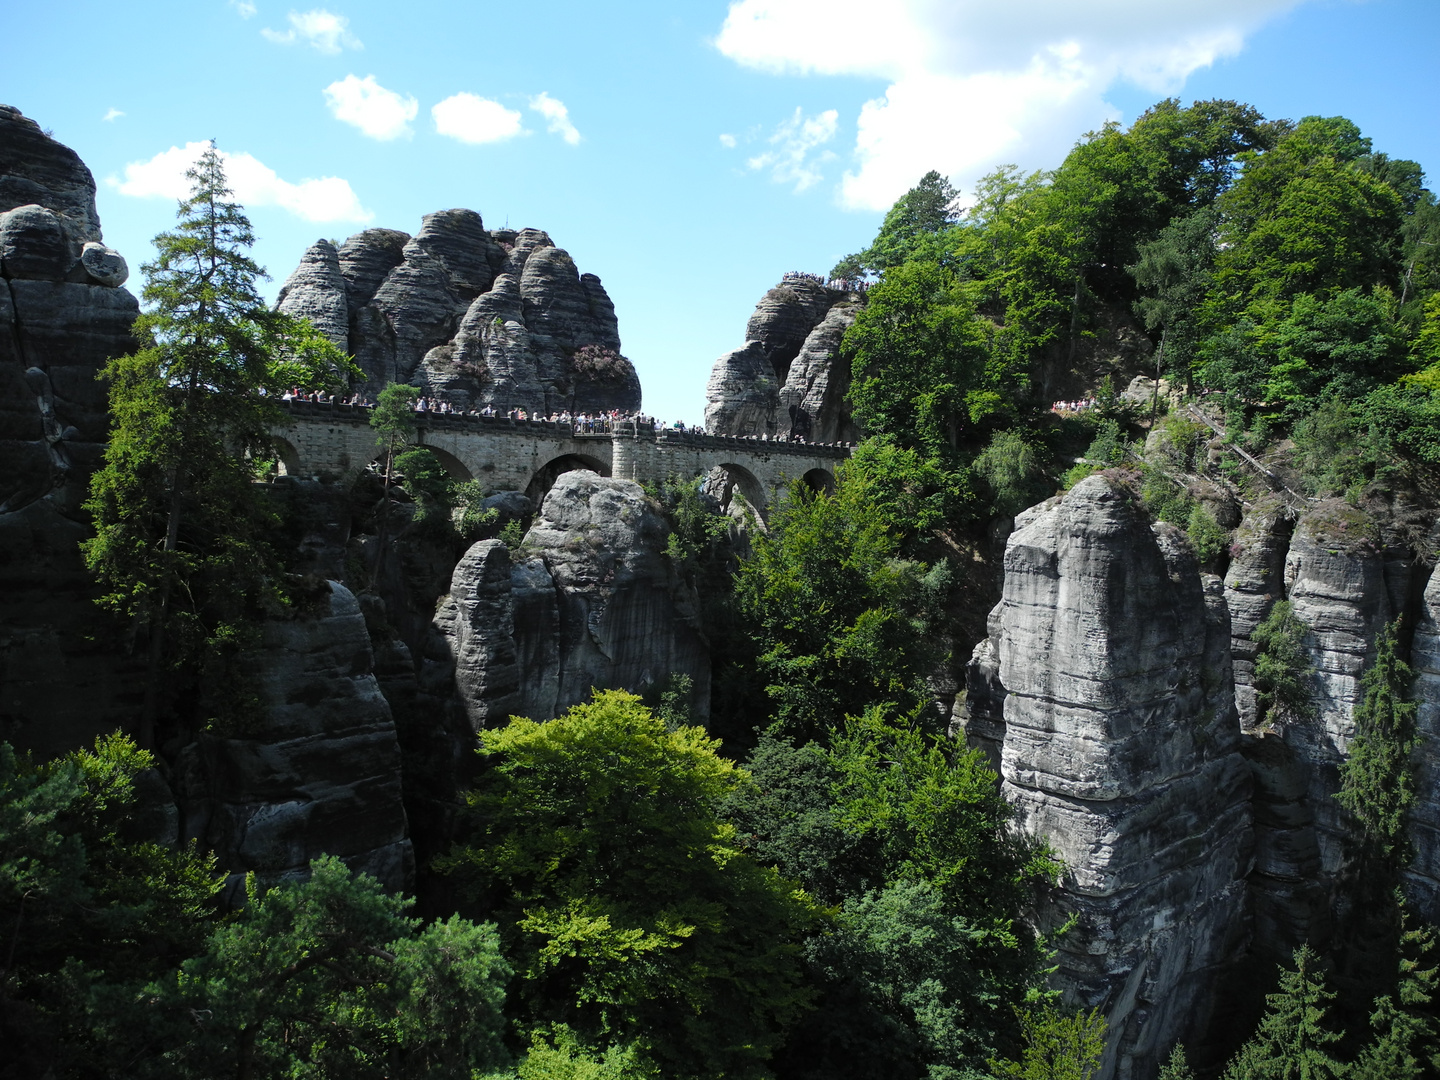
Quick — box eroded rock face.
[1407,566,1440,920]
[988,476,1251,1080]
[1224,498,1296,728]
[276,239,349,350]
[704,277,862,441]
[279,212,640,416]
[175,582,413,898]
[435,471,710,729]
[0,105,141,757]
[777,298,861,443]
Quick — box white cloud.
[261,8,361,53]
[324,75,417,140]
[715,0,1305,210]
[230,0,257,17]
[529,92,581,145]
[432,93,524,144]
[102,108,125,122]
[746,107,838,192]
[109,141,373,224]
[719,133,737,148]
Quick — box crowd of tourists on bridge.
[1050,397,1102,415]
[280,387,849,446]
[280,386,717,437]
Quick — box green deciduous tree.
[991,1006,1107,1080]
[82,145,354,742]
[831,170,959,279]
[728,715,1058,1080]
[732,472,953,742]
[442,690,818,1080]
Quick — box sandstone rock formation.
[0,104,141,757]
[276,212,640,416]
[704,276,862,442]
[967,476,1252,1079]
[434,471,710,729]
[1407,564,1440,918]
[175,581,413,899]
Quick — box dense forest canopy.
[6,98,1440,1079]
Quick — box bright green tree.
[1159,1044,1198,1080]
[1223,945,1348,1080]
[443,690,819,1080]
[1351,915,1440,1080]
[991,1006,1107,1080]
[82,145,355,742]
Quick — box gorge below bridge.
[272,399,852,513]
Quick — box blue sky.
[5,0,1437,424]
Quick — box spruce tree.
[83,145,353,742]
[1350,910,1439,1080]
[1337,621,1419,858]
[1223,945,1347,1080]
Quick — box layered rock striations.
[1408,564,1440,917]
[276,212,640,416]
[0,104,140,756]
[704,276,862,442]
[433,470,710,729]
[971,476,1252,1079]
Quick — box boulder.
[777,298,860,443]
[0,203,73,280]
[1407,566,1440,920]
[1223,498,1296,728]
[296,215,636,415]
[78,241,128,287]
[0,104,103,246]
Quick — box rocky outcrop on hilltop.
[276,212,640,416]
[704,276,862,442]
[433,471,710,729]
[0,104,140,757]
[175,582,413,898]
[974,476,1251,1079]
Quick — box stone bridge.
[271,399,851,513]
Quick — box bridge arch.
[413,444,473,482]
[525,453,611,507]
[270,435,302,477]
[707,462,767,514]
[800,467,836,496]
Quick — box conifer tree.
[1351,915,1440,1080]
[1337,621,1419,858]
[83,145,353,742]
[1223,945,1347,1080]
